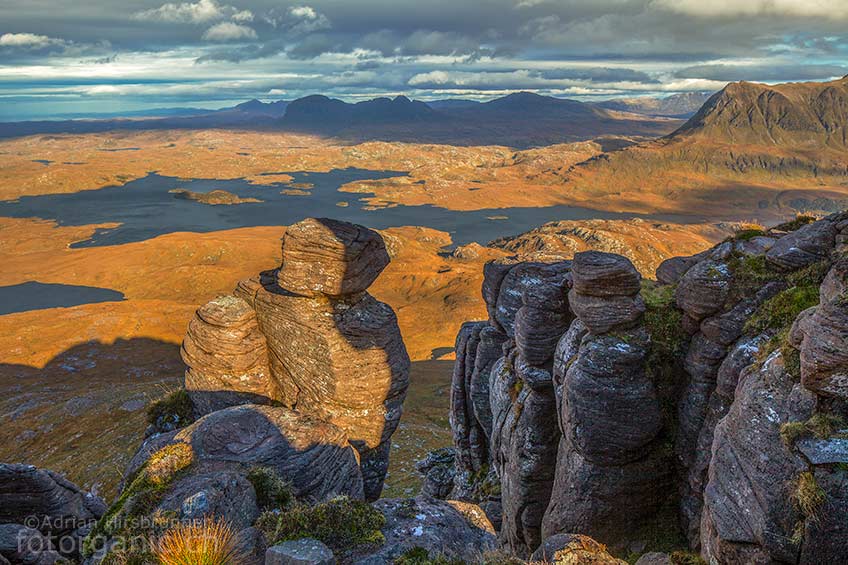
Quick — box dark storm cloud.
[1,0,847,117]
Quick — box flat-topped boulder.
[276,218,390,297]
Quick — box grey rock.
[531,533,626,564]
[416,448,456,500]
[266,539,335,565]
[157,471,259,529]
[675,260,731,321]
[567,291,645,335]
[0,525,61,565]
[796,437,848,465]
[359,496,496,564]
[766,218,836,271]
[820,257,848,303]
[799,297,848,399]
[634,552,672,565]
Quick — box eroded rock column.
[543,251,670,544]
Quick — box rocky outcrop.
[543,252,669,545]
[129,404,364,504]
[530,533,626,564]
[266,539,335,565]
[487,261,572,556]
[179,218,409,501]
[182,295,279,416]
[0,464,105,561]
[357,496,496,563]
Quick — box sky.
[1,0,847,119]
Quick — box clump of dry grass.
[147,444,194,487]
[154,519,246,565]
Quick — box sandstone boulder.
[799,296,848,399]
[766,219,836,271]
[0,525,61,565]
[236,270,409,501]
[276,218,389,297]
[675,260,731,321]
[0,464,105,559]
[182,295,279,416]
[531,533,626,564]
[129,404,365,503]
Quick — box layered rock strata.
[542,252,669,544]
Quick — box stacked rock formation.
[487,260,572,555]
[179,218,410,502]
[542,252,669,544]
[0,464,105,563]
[450,258,573,555]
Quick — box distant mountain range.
[561,75,848,217]
[0,91,685,147]
[594,92,712,118]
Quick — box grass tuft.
[793,472,826,524]
[246,467,293,511]
[146,389,194,431]
[154,518,246,565]
[773,215,816,232]
[256,496,386,554]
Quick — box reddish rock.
[276,218,390,297]
[182,295,280,415]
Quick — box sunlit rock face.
[181,217,410,501]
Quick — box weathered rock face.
[0,464,105,560]
[131,404,364,503]
[485,261,572,556]
[766,219,837,271]
[544,252,670,545]
[356,496,496,564]
[701,353,816,564]
[275,217,390,297]
[798,273,848,400]
[0,524,62,565]
[179,218,409,502]
[182,295,279,416]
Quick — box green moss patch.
[83,443,193,558]
[745,285,819,336]
[247,466,294,511]
[257,496,386,554]
[781,414,848,448]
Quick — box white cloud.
[287,5,331,33]
[202,22,257,41]
[0,32,62,49]
[651,0,848,19]
[133,0,232,24]
[231,9,254,22]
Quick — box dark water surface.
[0,167,703,249]
[0,282,125,315]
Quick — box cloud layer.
[1,0,846,119]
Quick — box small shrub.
[793,472,826,523]
[154,518,246,565]
[728,228,766,242]
[147,389,194,431]
[257,496,386,553]
[773,215,816,232]
[246,467,293,511]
